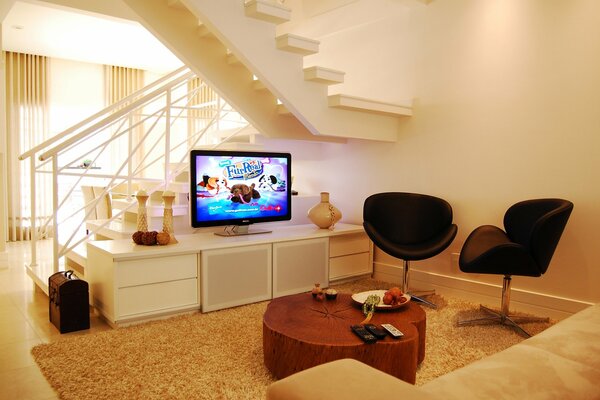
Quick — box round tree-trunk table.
[263,293,426,384]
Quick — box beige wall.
[285,0,600,305]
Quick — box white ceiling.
[1,1,183,73]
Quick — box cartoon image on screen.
[192,152,290,227]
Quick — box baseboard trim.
[374,262,594,320]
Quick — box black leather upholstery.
[459,199,573,277]
[363,192,458,261]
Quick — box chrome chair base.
[408,289,438,309]
[402,260,438,309]
[458,304,549,337]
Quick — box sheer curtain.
[4,51,52,241]
[104,65,144,176]
[188,76,218,145]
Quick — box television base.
[214,225,272,237]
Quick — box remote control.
[363,324,388,340]
[350,325,377,343]
[381,323,404,339]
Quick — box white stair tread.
[328,94,413,116]
[86,219,136,240]
[276,33,319,55]
[86,218,195,239]
[145,181,188,193]
[245,0,291,24]
[60,242,87,267]
[253,79,267,90]
[304,66,345,84]
[197,22,214,38]
[277,103,291,115]
[167,0,187,10]
[112,198,189,217]
[226,50,241,65]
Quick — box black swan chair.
[363,192,458,308]
[458,198,574,337]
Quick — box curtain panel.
[104,65,144,176]
[187,77,218,145]
[4,51,52,241]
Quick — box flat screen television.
[190,149,292,236]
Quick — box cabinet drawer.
[330,252,371,280]
[117,278,198,318]
[330,233,370,257]
[117,254,197,288]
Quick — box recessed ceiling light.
[12,25,24,30]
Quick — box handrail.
[18,65,191,161]
[19,64,250,282]
[39,69,195,161]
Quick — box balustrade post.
[52,157,59,273]
[128,112,134,198]
[29,156,37,267]
[165,89,171,187]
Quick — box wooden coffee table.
[263,293,426,384]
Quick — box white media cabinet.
[86,223,372,327]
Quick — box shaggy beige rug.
[32,279,553,400]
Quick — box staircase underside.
[123,0,343,143]
[123,0,411,142]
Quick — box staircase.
[18,66,253,292]
[19,0,416,292]
[122,0,412,142]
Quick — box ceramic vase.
[135,190,149,232]
[308,192,342,229]
[162,191,178,244]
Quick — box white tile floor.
[0,240,111,400]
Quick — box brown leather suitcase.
[49,270,90,333]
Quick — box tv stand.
[214,225,272,237]
[86,223,373,327]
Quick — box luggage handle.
[49,270,75,307]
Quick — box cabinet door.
[201,244,272,312]
[330,253,372,281]
[273,238,329,298]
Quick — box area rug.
[31,278,554,400]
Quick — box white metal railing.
[18,66,250,276]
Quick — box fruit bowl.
[351,290,411,310]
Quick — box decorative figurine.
[135,189,149,232]
[162,190,178,244]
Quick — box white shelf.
[328,94,413,116]
[304,66,345,85]
[111,198,189,217]
[276,33,320,55]
[88,223,364,261]
[245,0,291,23]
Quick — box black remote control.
[363,324,388,340]
[381,323,404,339]
[350,325,377,343]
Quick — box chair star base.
[407,289,437,309]
[457,305,549,337]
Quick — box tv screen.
[190,150,292,230]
